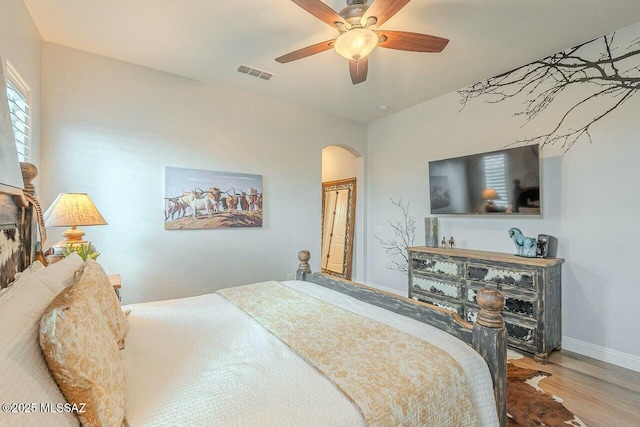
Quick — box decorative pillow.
[74,260,129,349]
[33,252,85,293]
[0,271,79,427]
[11,260,46,281]
[40,283,126,427]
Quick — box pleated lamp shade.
[482,188,499,200]
[44,193,107,244]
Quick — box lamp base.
[484,201,506,213]
[62,226,86,243]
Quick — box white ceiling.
[24,0,640,123]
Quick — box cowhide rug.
[0,228,21,289]
[507,361,586,427]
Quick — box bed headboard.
[0,162,42,288]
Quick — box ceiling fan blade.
[275,39,336,63]
[291,0,349,30]
[361,0,411,28]
[349,57,368,84]
[377,30,449,52]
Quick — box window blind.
[6,74,31,162]
[483,153,508,205]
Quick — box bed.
[0,163,507,427]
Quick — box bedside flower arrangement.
[63,243,100,261]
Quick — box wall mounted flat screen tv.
[429,145,541,215]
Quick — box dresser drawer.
[467,283,536,318]
[465,307,537,345]
[411,274,463,300]
[506,321,536,345]
[411,291,463,317]
[411,253,462,278]
[467,263,536,290]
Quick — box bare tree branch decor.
[375,198,416,273]
[458,32,640,151]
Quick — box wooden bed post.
[296,250,311,280]
[472,288,507,427]
[19,162,42,267]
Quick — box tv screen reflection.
[429,145,541,215]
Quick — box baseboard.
[562,336,640,373]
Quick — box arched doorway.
[322,145,364,282]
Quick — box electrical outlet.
[286,273,293,281]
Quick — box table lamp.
[43,193,107,251]
[482,188,500,212]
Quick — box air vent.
[237,65,274,81]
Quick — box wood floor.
[510,350,640,427]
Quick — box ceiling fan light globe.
[334,28,378,61]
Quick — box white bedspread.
[122,280,498,427]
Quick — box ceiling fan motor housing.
[340,0,370,26]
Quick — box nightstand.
[108,274,121,302]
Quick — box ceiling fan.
[275,0,449,84]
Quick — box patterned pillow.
[74,260,129,349]
[40,283,126,427]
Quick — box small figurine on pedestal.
[441,236,447,248]
[449,236,455,249]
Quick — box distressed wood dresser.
[407,246,563,363]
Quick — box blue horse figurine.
[508,227,537,257]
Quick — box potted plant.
[62,242,100,261]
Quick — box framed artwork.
[0,57,24,195]
[164,167,263,230]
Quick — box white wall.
[40,43,366,304]
[366,22,640,370]
[0,0,42,169]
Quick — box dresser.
[407,246,563,363]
